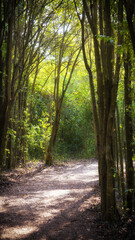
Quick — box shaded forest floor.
[0,159,135,240]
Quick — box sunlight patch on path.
[0,160,99,239]
[1,226,38,239]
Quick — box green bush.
[54,98,96,158]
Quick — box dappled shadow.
[0,161,100,239]
[0,184,100,240]
[19,188,100,240]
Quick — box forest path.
[0,159,100,240]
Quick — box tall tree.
[0,0,16,167]
[0,0,64,168]
[45,7,81,165]
[74,0,123,220]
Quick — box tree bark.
[116,105,125,207]
[124,0,135,54]
[0,0,14,167]
[124,51,134,214]
[45,109,61,165]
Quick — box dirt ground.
[0,159,135,240]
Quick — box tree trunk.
[116,105,125,207]
[82,0,123,220]
[106,116,117,220]
[45,109,61,165]
[124,52,134,214]
[0,1,14,167]
[124,1,135,54]
[113,118,121,197]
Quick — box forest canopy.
[0,0,135,221]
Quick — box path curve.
[0,160,99,240]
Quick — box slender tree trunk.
[45,109,61,165]
[124,1,135,54]
[29,58,39,123]
[0,1,14,167]
[124,52,134,214]
[114,118,121,196]
[106,116,117,219]
[6,118,13,169]
[116,105,125,207]
[45,41,81,165]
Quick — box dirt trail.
[0,160,100,240]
